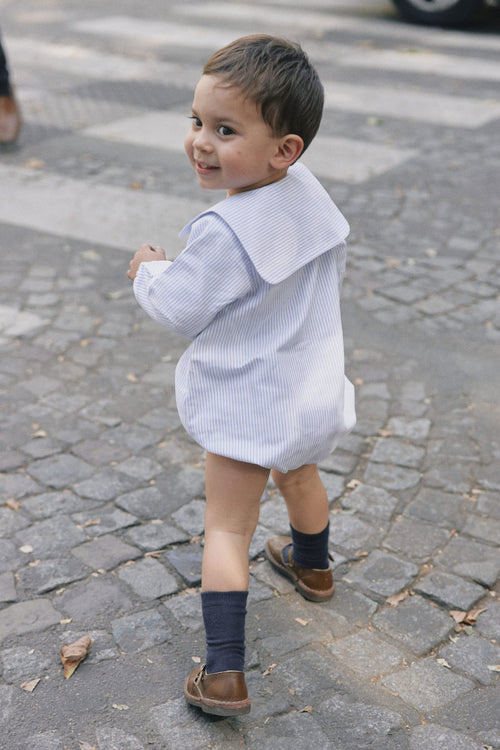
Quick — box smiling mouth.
[195,161,219,174]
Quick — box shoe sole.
[184,676,251,716]
[264,540,334,603]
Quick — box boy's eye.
[217,125,234,136]
[189,116,202,128]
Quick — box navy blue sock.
[201,590,248,674]
[290,522,330,569]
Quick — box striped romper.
[133,162,356,472]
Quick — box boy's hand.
[127,244,167,280]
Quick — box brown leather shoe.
[0,91,22,144]
[184,664,251,716]
[265,535,334,602]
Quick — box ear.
[271,134,304,168]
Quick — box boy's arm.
[132,215,254,339]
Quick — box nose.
[192,127,213,154]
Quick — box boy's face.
[184,75,287,196]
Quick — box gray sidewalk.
[1,1,499,748]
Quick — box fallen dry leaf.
[299,705,313,713]
[450,608,486,625]
[112,703,129,711]
[386,590,409,607]
[79,742,97,750]
[437,658,451,669]
[20,678,41,692]
[60,635,92,679]
[5,498,21,510]
[191,656,201,663]
[295,618,308,627]
[263,663,277,676]
[487,665,500,673]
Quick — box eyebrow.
[191,108,241,127]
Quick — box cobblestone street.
[0,1,499,748]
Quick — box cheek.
[184,132,194,158]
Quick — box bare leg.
[203,453,269,591]
[271,464,329,533]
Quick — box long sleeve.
[133,213,255,339]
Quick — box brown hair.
[203,34,323,154]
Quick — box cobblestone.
[0,2,498,747]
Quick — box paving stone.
[71,437,130,465]
[249,523,273,559]
[250,559,295,595]
[0,572,17,603]
[404,487,465,530]
[116,486,168,520]
[341,484,399,520]
[271,649,341,700]
[364,462,421,491]
[329,512,387,555]
[114,456,163,481]
[479,463,500,492]
[27,454,94,489]
[0,449,25,471]
[95,727,145,750]
[21,490,94,519]
[118,557,179,599]
[17,557,91,595]
[319,450,358,475]
[56,577,134,625]
[475,601,500,641]
[433,687,500,747]
[476,491,500,520]
[0,472,42,501]
[72,508,137,536]
[111,609,171,653]
[383,517,450,562]
[22,730,65,750]
[320,470,345,501]
[345,550,419,601]
[163,592,203,633]
[72,534,141,571]
[0,539,24,574]
[414,570,485,611]
[15,515,87,556]
[0,599,61,643]
[125,520,189,551]
[327,630,406,678]
[152,697,225,749]
[439,636,500,686]
[246,711,335,749]
[381,658,474,713]
[258,496,291,535]
[165,544,203,586]
[408,724,484,750]
[317,692,403,749]
[424,461,473,494]
[323,582,378,628]
[73,467,141,501]
[434,537,500,588]
[373,595,454,656]
[463,515,500,545]
[387,417,431,442]
[370,438,425,468]
[0,506,31,537]
[0,644,52,683]
[171,499,206,536]
[152,466,206,513]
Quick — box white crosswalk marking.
[0,165,205,253]
[4,5,500,256]
[324,82,500,128]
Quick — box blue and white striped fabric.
[133,162,356,472]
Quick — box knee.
[271,464,318,493]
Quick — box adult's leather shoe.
[184,664,251,716]
[265,535,335,602]
[0,91,22,144]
